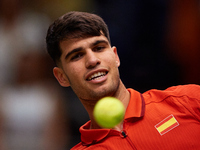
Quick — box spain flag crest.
[155,114,179,136]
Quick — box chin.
[93,86,118,99]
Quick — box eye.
[71,52,84,61]
[94,46,105,52]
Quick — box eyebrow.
[92,40,109,47]
[64,39,109,60]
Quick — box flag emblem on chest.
[155,114,179,136]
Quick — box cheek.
[104,54,118,67]
[65,64,83,81]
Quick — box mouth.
[86,71,108,81]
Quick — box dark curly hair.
[46,11,111,65]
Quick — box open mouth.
[87,71,108,81]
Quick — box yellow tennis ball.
[93,97,125,129]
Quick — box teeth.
[88,72,106,81]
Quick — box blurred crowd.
[95,0,200,92]
[0,0,199,149]
[0,0,94,149]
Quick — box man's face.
[54,35,120,101]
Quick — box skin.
[53,35,130,130]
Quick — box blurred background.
[0,0,199,149]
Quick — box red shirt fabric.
[71,84,200,150]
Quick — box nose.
[85,50,100,69]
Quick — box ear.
[53,67,70,87]
[112,46,120,67]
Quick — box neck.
[81,80,130,130]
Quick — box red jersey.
[71,84,200,150]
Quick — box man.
[46,11,200,149]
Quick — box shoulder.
[143,84,200,103]
[143,84,200,121]
[71,142,85,150]
[71,142,108,150]
[165,84,200,96]
[164,84,200,101]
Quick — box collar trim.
[80,88,145,146]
